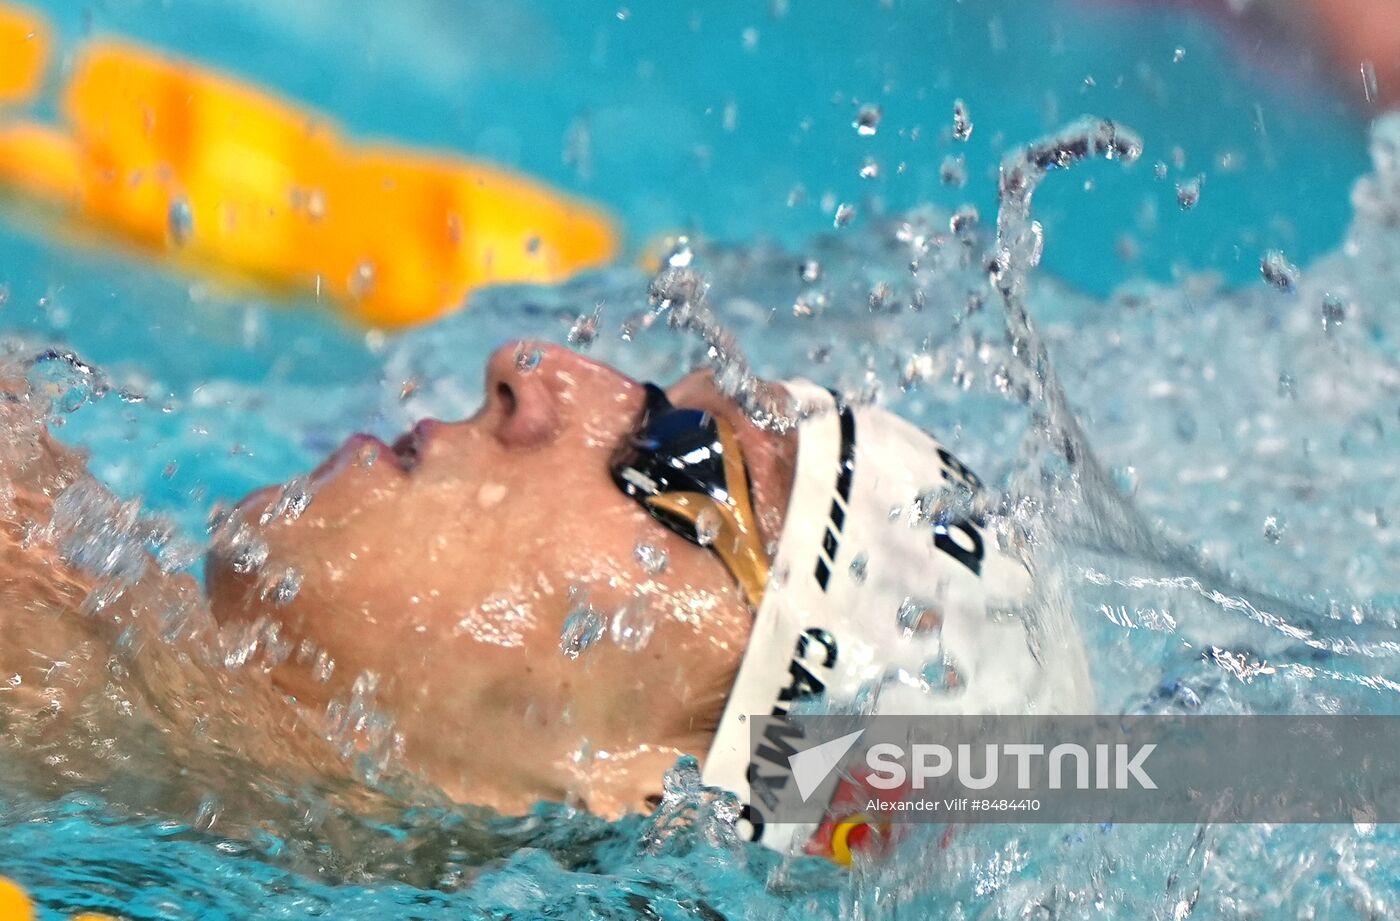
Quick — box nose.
[482,340,641,449]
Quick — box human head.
[207,341,798,817]
[208,339,1094,847]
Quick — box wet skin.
[206,342,797,817]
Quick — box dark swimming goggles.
[610,383,770,607]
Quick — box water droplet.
[229,531,269,575]
[1259,250,1300,292]
[1321,294,1346,334]
[302,187,327,221]
[354,442,381,468]
[348,260,375,299]
[1114,465,1140,496]
[853,104,882,136]
[568,305,603,348]
[258,477,313,526]
[849,552,868,584]
[1176,175,1203,210]
[665,237,694,268]
[634,542,668,574]
[514,342,543,372]
[694,507,721,546]
[900,352,939,391]
[560,603,607,660]
[950,205,979,235]
[611,600,656,651]
[1263,515,1286,544]
[952,99,973,141]
[833,203,856,228]
[259,566,303,607]
[940,153,967,188]
[167,197,194,246]
[920,656,962,691]
[721,98,738,133]
[314,649,335,683]
[194,795,221,832]
[867,281,894,313]
[897,596,944,636]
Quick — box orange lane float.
[0,876,118,921]
[0,9,618,327]
[0,2,48,104]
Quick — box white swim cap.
[702,381,1094,859]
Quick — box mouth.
[303,420,438,487]
[390,429,421,472]
[389,419,440,473]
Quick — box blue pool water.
[1,1,1398,918]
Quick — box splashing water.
[1260,249,1302,292]
[853,104,882,137]
[1176,175,1204,210]
[952,99,974,142]
[1,108,1400,918]
[986,117,1162,561]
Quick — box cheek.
[216,439,753,699]
[565,575,752,743]
[653,577,753,669]
[579,527,754,668]
[228,460,625,643]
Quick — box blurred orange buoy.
[0,11,619,327]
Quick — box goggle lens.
[611,383,729,537]
[610,381,772,607]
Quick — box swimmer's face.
[206,342,796,816]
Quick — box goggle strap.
[645,492,770,607]
[705,415,769,604]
